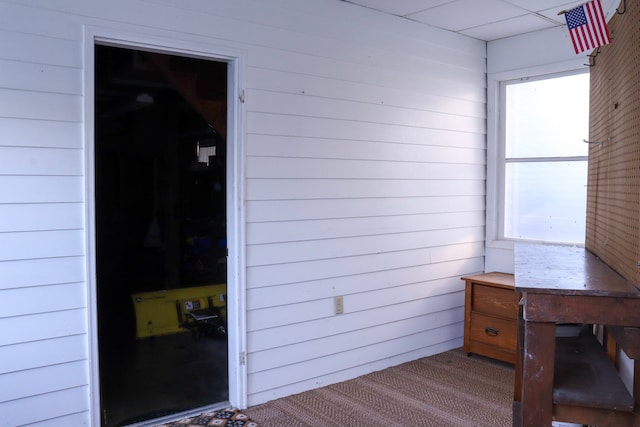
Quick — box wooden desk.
[514,242,640,427]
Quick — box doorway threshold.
[125,401,232,427]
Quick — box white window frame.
[499,70,589,243]
[485,66,589,272]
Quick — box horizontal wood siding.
[0,0,485,421]
[238,0,486,405]
[0,2,90,425]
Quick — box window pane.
[505,73,589,158]
[504,161,587,243]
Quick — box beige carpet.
[244,348,514,427]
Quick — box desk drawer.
[471,283,519,319]
[468,312,517,351]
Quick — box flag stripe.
[593,0,611,43]
[586,2,603,45]
[586,5,600,46]
[570,33,579,54]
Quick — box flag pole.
[558,1,589,15]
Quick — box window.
[501,72,589,244]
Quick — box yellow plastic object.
[131,284,226,338]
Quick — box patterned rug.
[155,408,258,427]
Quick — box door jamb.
[83,27,248,426]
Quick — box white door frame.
[83,27,248,426]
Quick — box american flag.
[564,0,611,54]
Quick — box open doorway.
[94,44,229,426]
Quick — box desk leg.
[521,320,556,427]
[513,302,524,426]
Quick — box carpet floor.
[156,347,514,427]
[244,348,514,427]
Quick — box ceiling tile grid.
[342,0,619,41]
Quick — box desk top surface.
[514,242,640,297]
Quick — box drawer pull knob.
[485,327,500,336]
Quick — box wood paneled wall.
[586,2,640,286]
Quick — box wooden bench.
[513,242,640,427]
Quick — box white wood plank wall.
[0,0,486,423]
[0,1,89,423]
[241,0,486,404]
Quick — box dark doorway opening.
[94,45,229,426]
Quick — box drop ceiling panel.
[503,0,592,13]
[343,0,452,16]
[406,0,528,31]
[460,14,556,41]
